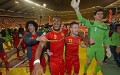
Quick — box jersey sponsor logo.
[61,33,64,36]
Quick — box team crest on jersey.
[54,35,57,39]
[61,33,64,36]
[68,39,72,43]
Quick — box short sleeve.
[45,32,51,39]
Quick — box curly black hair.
[25,20,38,31]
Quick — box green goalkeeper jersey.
[77,12,110,48]
[110,32,120,46]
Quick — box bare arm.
[32,35,47,75]
[71,0,91,28]
[17,38,23,48]
[78,32,90,47]
[35,41,46,60]
[35,35,47,61]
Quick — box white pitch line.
[3,58,28,75]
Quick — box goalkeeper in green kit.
[71,0,110,75]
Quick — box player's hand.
[37,35,47,42]
[84,40,90,47]
[80,42,87,48]
[47,49,53,56]
[106,48,111,58]
[90,38,95,45]
[71,0,80,9]
[83,37,90,47]
[31,63,45,75]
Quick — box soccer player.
[0,34,11,73]
[12,29,23,59]
[4,27,13,47]
[71,0,110,75]
[23,20,46,75]
[32,16,68,75]
[65,21,85,75]
[18,25,26,55]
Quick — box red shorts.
[0,51,7,60]
[29,56,46,73]
[65,56,80,74]
[50,58,64,75]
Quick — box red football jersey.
[46,29,67,59]
[12,34,20,47]
[65,36,83,57]
[31,34,39,57]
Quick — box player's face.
[71,24,79,36]
[28,24,35,32]
[94,11,103,21]
[52,18,61,31]
[116,26,120,34]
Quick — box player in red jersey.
[0,34,11,73]
[32,16,68,75]
[12,29,22,59]
[65,21,85,75]
[23,20,46,75]
[18,33,26,54]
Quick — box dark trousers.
[110,45,120,66]
[103,54,108,62]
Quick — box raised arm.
[71,0,91,28]
[71,0,80,14]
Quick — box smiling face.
[71,24,79,36]
[94,11,103,22]
[52,17,61,31]
[28,24,35,33]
